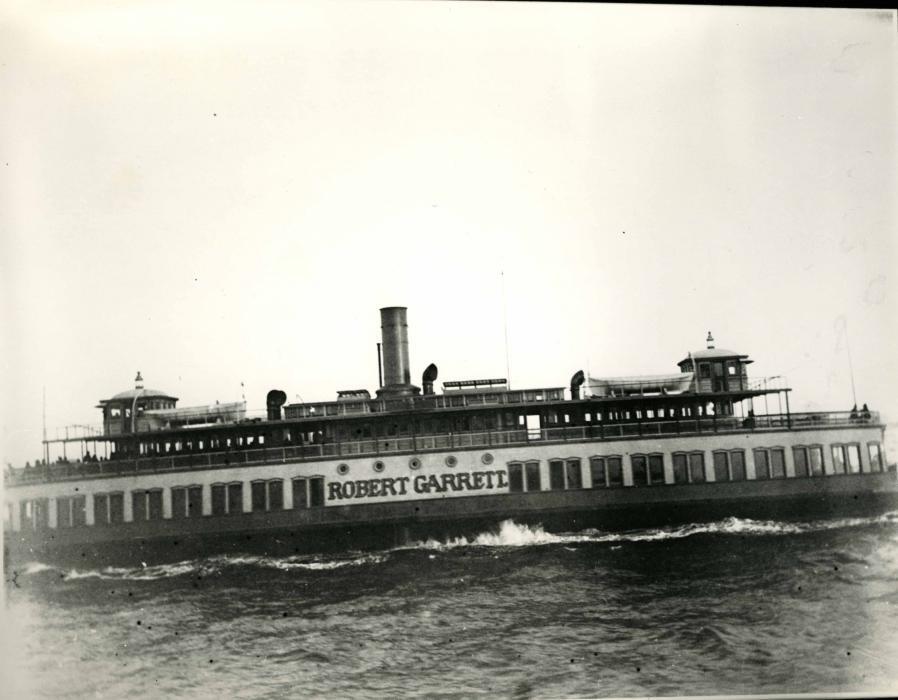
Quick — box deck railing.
[285,387,567,419]
[5,410,881,486]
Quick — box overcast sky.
[2,2,896,466]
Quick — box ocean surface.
[4,511,898,699]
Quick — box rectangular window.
[132,491,147,521]
[792,447,809,477]
[268,480,284,510]
[251,481,267,511]
[57,497,73,528]
[730,451,746,481]
[549,460,565,490]
[211,484,227,515]
[72,496,87,526]
[309,477,325,507]
[713,452,729,482]
[227,483,243,515]
[109,493,124,523]
[689,453,706,483]
[607,457,624,487]
[770,449,786,479]
[590,457,606,488]
[673,454,689,484]
[566,459,582,489]
[648,454,664,485]
[292,478,308,509]
[868,443,883,472]
[525,462,541,492]
[754,449,770,480]
[831,445,846,474]
[94,494,110,525]
[631,455,648,487]
[846,444,861,473]
[188,486,203,517]
[172,488,187,519]
[508,463,524,493]
[147,490,162,520]
[809,446,824,476]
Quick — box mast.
[42,385,48,464]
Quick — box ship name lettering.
[327,476,410,502]
[327,470,510,501]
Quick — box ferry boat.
[4,307,896,566]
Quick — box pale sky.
[2,2,896,466]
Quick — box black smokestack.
[377,307,420,398]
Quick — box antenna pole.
[377,343,383,388]
[43,385,48,465]
[501,271,511,389]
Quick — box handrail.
[5,410,881,486]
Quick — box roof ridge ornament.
[706,332,715,350]
[134,371,144,389]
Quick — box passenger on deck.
[862,403,871,420]
[850,404,858,421]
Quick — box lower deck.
[5,422,896,565]
[7,474,898,567]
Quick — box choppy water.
[4,513,898,699]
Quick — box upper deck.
[5,409,883,487]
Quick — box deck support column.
[123,490,133,522]
[242,483,252,514]
[162,488,172,519]
[85,494,95,526]
[283,478,294,510]
[202,483,212,516]
[48,497,58,529]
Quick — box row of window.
[19,477,327,530]
[12,442,888,528]
[509,442,886,492]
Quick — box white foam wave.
[17,511,898,578]
[262,553,389,571]
[17,561,55,575]
[405,511,898,551]
[62,560,199,581]
[407,520,591,551]
[43,551,390,581]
